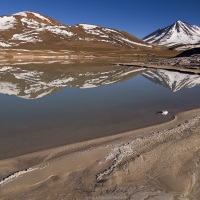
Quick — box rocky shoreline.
[148,54,200,69]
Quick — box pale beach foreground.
[1,109,200,200]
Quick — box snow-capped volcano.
[0,11,152,49]
[143,21,200,47]
[143,69,200,92]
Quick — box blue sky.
[0,0,200,38]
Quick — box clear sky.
[0,0,199,38]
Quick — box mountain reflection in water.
[0,64,200,99]
[143,69,200,92]
[0,64,145,99]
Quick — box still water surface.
[0,63,200,159]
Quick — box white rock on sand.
[162,110,169,115]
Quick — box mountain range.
[0,11,152,50]
[0,11,200,51]
[143,20,200,48]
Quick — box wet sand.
[1,108,200,200]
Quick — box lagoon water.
[0,63,200,159]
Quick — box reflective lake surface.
[0,63,200,159]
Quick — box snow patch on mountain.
[79,24,109,37]
[20,17,46,28]
[0,16,16,30]
[117,36,152,47]
[14,11,53,24]
[0,42,11,47]
[43,26,74,37]
[103,28,119,33]
[11,32,41,42]
[13,11,28,17]
[33,12,52,23]
[79,24,98,30]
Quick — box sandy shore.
[1,109,200,200]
